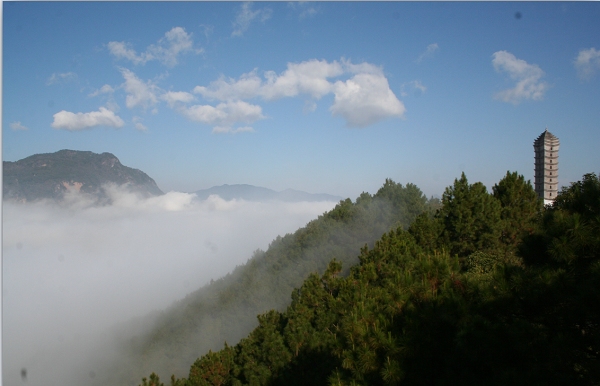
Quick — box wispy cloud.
[179,100,265,133]
[46,72,77,86]
[231,2,272,37]
[132,116,148,132]
[107,27,200,67]
[51,107,124,131]
[9,121,29,131]
[492,50,549,104]
[400,80,427,97]
[119,68,160,110]
[416,43,439,63]
[88,84,115,97]
[574,47,600,81]
[288,2,319,19]
[212,126,256,134]
[161,91,195,108]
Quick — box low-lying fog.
[2,186,338,385]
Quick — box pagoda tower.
[533,129,559,205]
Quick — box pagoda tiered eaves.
[533,129,559,204]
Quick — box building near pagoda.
[533,129,560,205]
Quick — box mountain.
[92,180,437,386]
[193,184,342,202]
[2,149,164,202]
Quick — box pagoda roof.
[535,129,559,143]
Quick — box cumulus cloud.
[190,58,404,128]
[416,43,439,63]
[108,27,199,67]
[161,91,195,107]
[180,100,265,133]
[194,70,263,101]
[261,59,344,100]
[46,72,77,85]
[2,189,337,385]
[232,2,273,37]
[331,73,406,127]
[492,50,549,104]
[51,107,124,131]
[120,68,160,110]
[574,47,600,80]
[10,121,29,131]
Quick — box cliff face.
[3,149,164,202]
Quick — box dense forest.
[96,179,439,385]
[138,171,599,386]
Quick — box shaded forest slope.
[147,172,599,386]
[98,180,439,385]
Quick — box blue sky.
[3,1,600,199]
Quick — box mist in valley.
[2,186,338,386]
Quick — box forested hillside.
[141,172,600,386]
[95,180,439,386]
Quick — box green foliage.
[159,172,600,386]
[438,172,502,257]
[374,179,429,229]
[493,171,542,253]
[111,178,433,385]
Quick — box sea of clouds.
[2,186,338,385]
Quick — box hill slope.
[3,149,164,202]
[92,180,437,386]
[149,172,600,386]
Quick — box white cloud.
[161,91,195,107]
[574,47,600,80]
[120,68,160,110]
[261,59,344,100]
[46,72,77,85]
[147,27,198,67]
[191,58,404,128]
[231,2,272,37]
[107,41,149,65]
[108,27,199,67]
[51,107,124,131]
[194,70,263,101]
[195,60,344,101]
[416,43,439,63]
[330,73,406,127]
[492,50,549,104]
[180,100,265,133]
[10,121,29,131]
[88,84,115,97]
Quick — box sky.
[3,1,600,199]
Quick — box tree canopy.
[139,172,600,386]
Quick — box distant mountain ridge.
[193,184,342,202]
[3,149,164,202]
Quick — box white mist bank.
[2,187,338,386]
